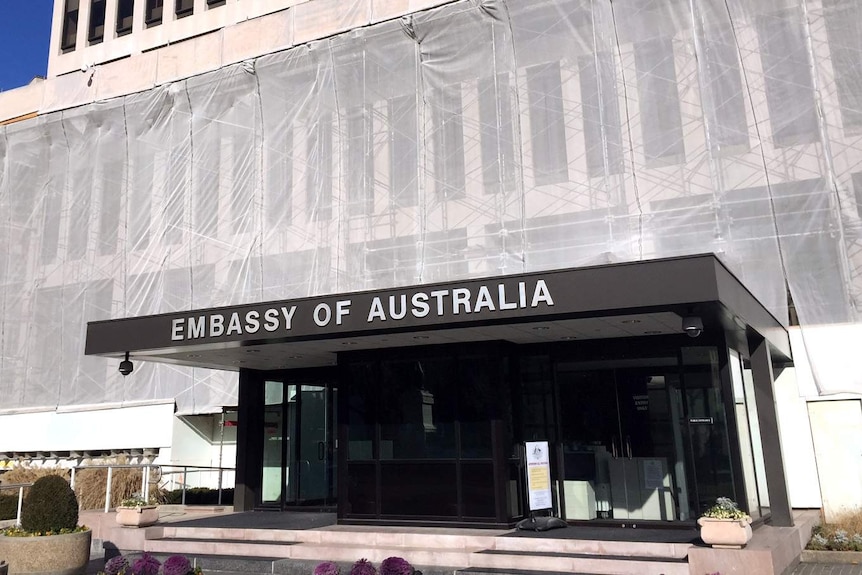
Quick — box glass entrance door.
[556,359,690,523]
[260,379,337,509]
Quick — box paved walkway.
[793,563,862,575]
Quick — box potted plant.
[0,475,91,575]
[697,497,753,548]
[116,493,160,527]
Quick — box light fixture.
[118,352,134,377]
[621,319,641,324]
[413,335,429,340]
[682,316,703,338]
[643,330,662,335]
[561,336,577,341]
[532,326,550,331]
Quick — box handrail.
[68,463,235,512]
[0,482,33,526]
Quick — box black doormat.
[166,511,337,530]
[503,525,700,544]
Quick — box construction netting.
[1,0,861,414]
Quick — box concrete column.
[749,335,793,526]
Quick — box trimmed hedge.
[20,475,79,532]
[162,487,233,505]
[0,493,18,521]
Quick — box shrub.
[130,552,161,575]
[104,555,130,575]
[380,557,413,575]
[314,561,340,575]
[0,494,18,521]
[20,475,79,533]
[162,554,193,575]
[350,559,377,575]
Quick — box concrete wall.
[808,399,862,522]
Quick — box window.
[207,0,226,6]
[388,95,418,207]
[431,87,466,200]
[145,0,163,26]
[175,0,193,18]
[579,52,624,177]
[823,0,862,132]
[756,9,818,147]
[345,106,374,216]
[116,0,134,36]
[526,62,568,185]
[307,113,333,221]
[854,172,862,219]
[478,74,516,194]
[88,0,106,44]
[634,38,685,163]
[61,0,79,51]
[701,29,749,152]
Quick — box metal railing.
[68,463,235,512]
[0,483,33,526]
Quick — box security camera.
[682,316,703,338]
[119,352,134,376]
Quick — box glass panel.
[462,461,496,518]
[742,362,770,516]
[681,347,735,514]
[457,354,496,459]
[261,380,284,504]
[378,358,456,460]
[729,349,761,518]
[380,462,457,516]
[347,462,376,515]
[347,362,376,460]
[297,385,329,503]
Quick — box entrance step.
[140,527,692,575]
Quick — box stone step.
[490,535,692,559]
[467,551,689,575]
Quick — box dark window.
[207,0,226,6]
[61,0,79,51]
[265,128,293,228]
[388,95,418,207]
[345,106,374,216]
[431,87,466,200]
[307,113,333,221]
[756,9,819,147]
[145,0,163,26]
[526,62,568,185]
[175,0,193,18]
[98,161,122,256]
[579,52,624,177]
[88,0,106,44]
[853,172,862,219]
[478,74,516,194]
[823,0,862,132]
[701,28,749,152]
[634,38,685,163]
[116,0,134,36]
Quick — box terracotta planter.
[116,505,160,527]
[697,516,753,548]
[0,529,91,575]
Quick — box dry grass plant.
[0,466,162,510]
[827,508,862,537]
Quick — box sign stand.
[516,441,567,532]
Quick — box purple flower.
[350,558,377,575]
[314,561,340,575]
[130,553,161,575]
[163,555,193,575]
[104,555,129,575]
[380,557,413,575]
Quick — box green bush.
[162,487,234,505]
[20,475,79,533]
[0,493,18,521]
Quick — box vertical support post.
[182,467,187,505]
[105,466,113,513]
[70,467,77,490]
[16,486,24,526]
[749,335,794,526]
[218,468,223,505]
[143,466,150,502]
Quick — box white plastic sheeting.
[1,0,861,414]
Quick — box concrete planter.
[116,505,159,527]
[697,516,753,549]
[801,549,862,564]
[1,560,8,575]
[0,529,91,575]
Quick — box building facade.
[1,0,861,525]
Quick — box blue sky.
[0,1,54,92]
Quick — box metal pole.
[181,467,187,505]
[70,467,76,490]
[143,466,150,502]
[217,468,223,505]
[218,410,225,505]
[16,486,23,526]
[105,466,113,513]
[141,466,147,501]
